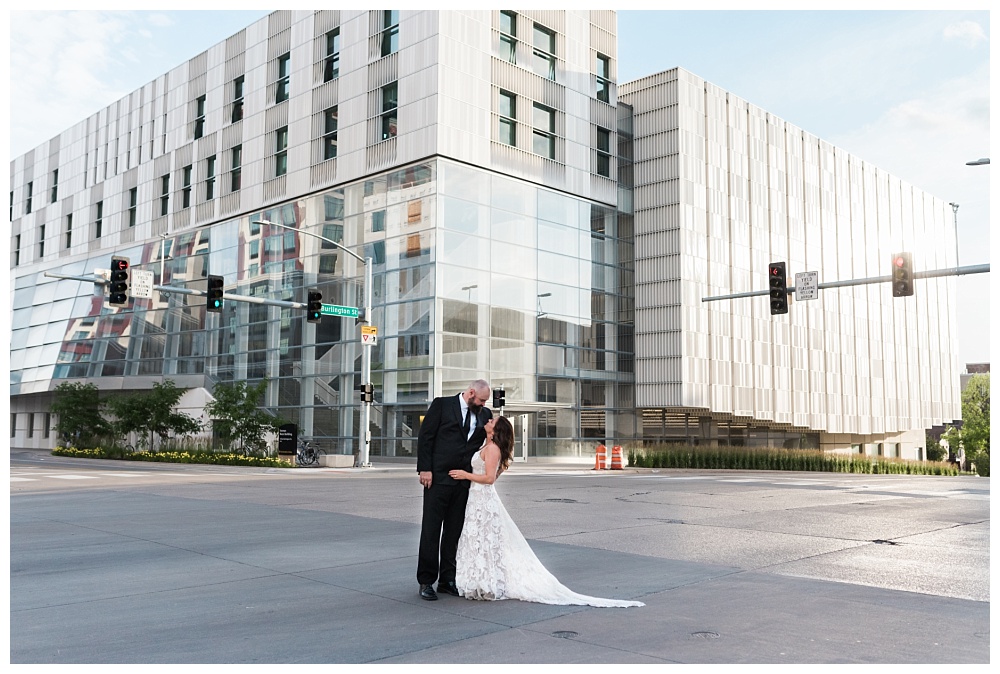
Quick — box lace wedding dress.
[455,449,644,608]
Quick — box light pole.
[158,233,173,302]
[461,284,478,303]
[254,219,375,468]
[965,158,990,166]
[948,202,960,268]
[536,292,551,317]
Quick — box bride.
[448,416,644,608]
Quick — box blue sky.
[7,8,992,364]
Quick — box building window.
[499,90,516,146]
[324,106,339,160]
[65,213,73,249]
[596,53,611,103]
[95,201,103,239]
[275,127,288,176]
[532,103,555,159]
[194,95,206,139]
[381,81,398,140]
[160,174,170,216]
[128,187,137,227]
[14,234,20,266]
[51,169,59,203]
[27,413,34,439]
[596,127,611,177]
[231,75,245,123]
[380,10,399,57]
[249,239,260,260]
[182,165,192,208]
[205,155,216,200]
[324,28,340,82]
[26,181,32,214]
[276,53,290,103]
[499,11,517,64]
[9,413,14,438]
[38,224,45,258]
[532,23,556,80]
[43,413,51,439]
[230,146,242,192]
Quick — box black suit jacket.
[417,394,493,485]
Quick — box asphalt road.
[8,448,990,664]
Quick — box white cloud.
[147,13,175,28]
[943,20,987,47]
[10,11,134,157]
[829,62,990,363]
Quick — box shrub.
[625,444,959,476]
[52,445,293,468]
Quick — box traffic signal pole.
[359,258,373,467]
[253,219,374,468]
[43,271,311,309]
[701,263,990,303]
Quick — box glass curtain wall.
[16,158,636,458]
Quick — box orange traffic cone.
[610,445,623,470]
[593,444,607,470]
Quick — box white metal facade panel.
[620,67,960,437]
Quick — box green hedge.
[626,445,960,476]
[52,446,293,468]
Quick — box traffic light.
[357,383,374,403]
[307,288,323,323]
[768,261,788,315]
[108,256,130,305]
[492,387,506,409]
[891,252,914,297]
[206,275,224,313]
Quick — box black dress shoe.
[437,581,460,596]
[419,584,438,601]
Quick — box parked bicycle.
[296,439,320,466]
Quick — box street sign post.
[321,303,359,318]
[794,271,818,301]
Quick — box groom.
[416,379,493,600]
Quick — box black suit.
[416,393,493,586]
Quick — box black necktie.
[463,408,471,439]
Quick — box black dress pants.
[417,480,470,585]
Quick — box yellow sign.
[361,325,377,345]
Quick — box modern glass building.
[8,10,960,461]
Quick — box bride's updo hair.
[492,416,515,474]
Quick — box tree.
[959,374,990,477]
[51,382,111,447]
[925,435,947,462]
[104,380,202,451]
[204,378,284,455]
[941,375,990,476]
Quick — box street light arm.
[253,219,367,265]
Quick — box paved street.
[9,448,990,664]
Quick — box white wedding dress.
[455,449,644,608]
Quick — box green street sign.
[321,303,359,318]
